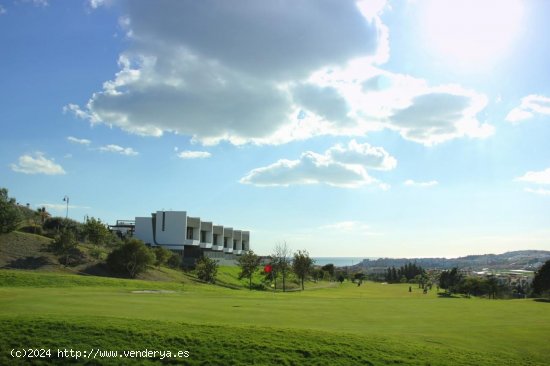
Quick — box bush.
[153,246,173,268]
[89,246,105,260]
[107,238,154,278]
[167,252,181,269]
[43,217,85,239]
[83,217,110,246]
[196,256,218,283]
[49,228,80,266]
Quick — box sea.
[312,257,378,267]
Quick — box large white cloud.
[506,95,550,123]
[70,0,388,146]
[10,152,66,175]
[240,140,394,188]
[71,0,491,147]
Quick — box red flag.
[264,264,272,273]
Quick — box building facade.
[134,210,249,266]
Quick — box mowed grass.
[1,270,549,365]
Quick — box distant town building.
[134,210,250,266]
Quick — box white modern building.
[134,210,250,266]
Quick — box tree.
[532,260,550,296]
[196,256,218,283]
[0,188,22,234]
[153,246,173,268]
[49,228,78,266]
[107,238,154,278]
[321,263,335,281]
[237,250,261,290]
[272,242,291,292]
[439,267,462,294]
[292,250,314,290]
[84,217,110,247]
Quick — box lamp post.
[63,196,69,219]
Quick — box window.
[162,211,166,231]
[233,240,237,250]
[224,237,228,248]
[213,234,219,245]
[200,230,207,243]
[186,227,193,240]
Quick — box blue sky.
[1,0,549,257]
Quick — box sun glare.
[419,0,525,70]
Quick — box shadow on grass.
[533,298,550,303]
[77,263,130,279]
[3,256,53,269]
[437,292,460,299]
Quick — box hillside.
[357,250,550,271]
[0,231,279,290]
[0,231,57,270]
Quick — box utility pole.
[63,196,69,219]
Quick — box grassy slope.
[0,231,56,270]
[1,270,549,365]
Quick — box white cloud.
[10,152,66,175]
[69,1,391,145]
[524,188,550,196]
[506,95,550,123]
[404,179,439,187]
[176,150,211,159]
[298,61,493,146]
[98,144,138,156]
[388,88,492,145]
[327,139,396,170]
[71,1,491,147]
[67,136,91,145]
[515,168,550,185]
[0,5,6,15]
[240,140,394,188]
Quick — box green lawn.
[0,269,549,365]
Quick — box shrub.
[153,246,173,268]
[196,256,218,283]
[49,228,79,266]
[167,252,182,269]
[43,217,85,239]
[107,238,154,278]
[89,247,104,260]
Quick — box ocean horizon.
[312,257,378,267]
